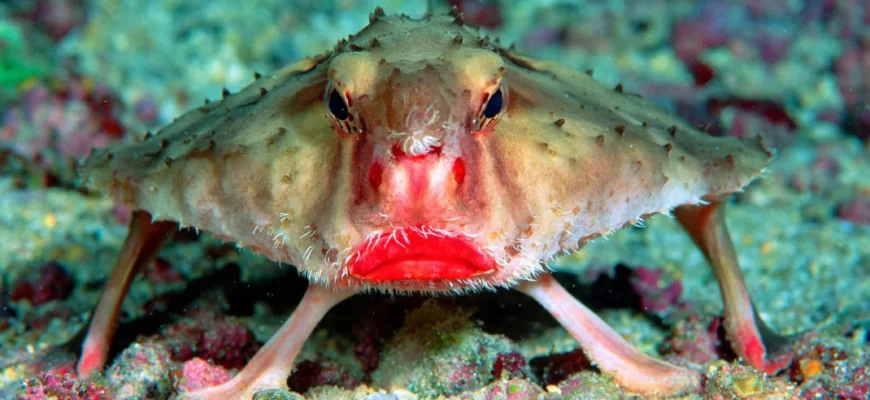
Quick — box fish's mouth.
[347,227,497,282]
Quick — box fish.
[78,8,795,399]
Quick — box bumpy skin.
[81,10,779,398]
[82,14,770,292]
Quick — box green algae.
[252,388,305,400]
[371,300,520,399]
[0,21,49,103]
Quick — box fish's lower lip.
[353,257,493,281]
[347,228,497,282]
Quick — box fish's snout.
[363,147,467,225]
[349,69,477,227]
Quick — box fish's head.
[317,18,540,292]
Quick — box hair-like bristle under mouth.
[347,226,497,282]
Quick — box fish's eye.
[328,89,349,120]
[482,88,503,119]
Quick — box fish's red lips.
[347,228,497,282]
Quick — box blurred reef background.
[0,0,868,399]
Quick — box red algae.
[687,59,716,87]
[1,77,127,187]
[18,371,109,400]
[10,262,73,306]
[174,358,231,393]
[529,348,594,386]
[629,265,683,316]
[7,0,88,42]
[490,352,528,380]
[835,195,870,225]
[144,258,183,284]
[447,0,502,29]
[660,315,730,365]
[286,360,358,394]
[158,308,260,369]
[671,18,728,62]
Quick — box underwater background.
[0,0,868,398]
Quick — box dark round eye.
[328,89,349,120]
[483,88,503,119]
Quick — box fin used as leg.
[517,273,701,395]
[181,283,354,399]
[77,210,176,378]
[674,201,797,373]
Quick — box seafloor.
[1,0,868,399]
